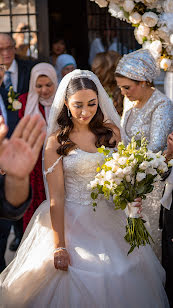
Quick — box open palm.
[0,115,46,178]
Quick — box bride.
[0,70,169,307]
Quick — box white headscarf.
[55,54,77,83]
[24,63,58,124]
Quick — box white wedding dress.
[0,149,169,308]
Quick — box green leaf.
[91,192,98,200]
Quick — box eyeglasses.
[0,64,6,71]
[0,45,15,54]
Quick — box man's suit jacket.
[0,175,32,220]
[1,56,36,138]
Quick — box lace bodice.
[63,148,104,206]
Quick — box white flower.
[112,152,120,160]
[88,179,99,189]
[108,2,128,21]
[157,27,170,43]
[168,159,173,167]
[137,22,150,37]
[123,166,132,175]
[136,172,146,182]
[146,168,157,176]
[149,40,162,59]
[105,171,115,181]
[8,97,13,103]
[160,58,172,71]
[114,177,123,185]
[163,0,173,13]
[118,156,128,165]
[170,34,173,45]
[158,162,168,173]
[139,161,150,170]
[129,12,142,24]
[126,175,131,182]
[12,100,22,110]
[115,168,124,178]
[90,0,108,7]
[123,0,135,13]
[142,12,159,28]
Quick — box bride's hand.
[54,248,71,271]
[134,197,143,217]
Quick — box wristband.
[54,247,67,253]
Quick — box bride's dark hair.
[56,77,117,156]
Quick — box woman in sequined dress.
[115,49,173,259]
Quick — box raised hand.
[0,114,46,178]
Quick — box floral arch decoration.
[90,0,173,71]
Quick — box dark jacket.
[1,56,36,138]
[0,175,32,220]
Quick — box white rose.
[90,0,108,7]
[108,3,127,21]
[142,12,158,28]
[139,161,150,170]
[134,28,144,45]
[136,172,146,182]
[157,27,170,42]
[8,97,13,103]
[163,0,173,13]
[170,34,173,45]
[160,58,172,71]
[129,12,142,24]
[118,157,128,165]
[137,22,150,37]
[12,100,22,110]
[123,0,135,13]
[149,40,162,59]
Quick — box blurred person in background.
[18,62,58,230]
[49,37,67,67]
[55,54,77,84]
[92,50,123,115]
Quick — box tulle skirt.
[0,198,169,308]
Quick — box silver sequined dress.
[121,88,173,259]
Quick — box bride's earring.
[67,108,71,118]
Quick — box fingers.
[32,131,46,157]
[11,115,31,139]
[11,115,46,143]
[0,116,8,144]
[27,118,46,148]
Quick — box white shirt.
[5,59,18,92]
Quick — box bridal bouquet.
[88,136,168,254]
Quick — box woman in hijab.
[18,62,58,230]
[115,49,173,259]
[55,53,77,83]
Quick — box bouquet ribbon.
[124,202,140,219]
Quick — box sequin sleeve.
[148,100,173,152]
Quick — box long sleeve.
[148,100,173,152]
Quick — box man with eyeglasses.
[0,33,36,253]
